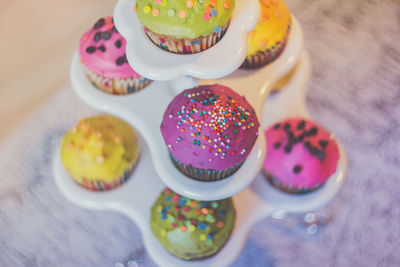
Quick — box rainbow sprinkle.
[156,188,231,245]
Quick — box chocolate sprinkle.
[112,26,119,33]
[85,46,96,54]
[310,146,319,155]
[273,120,329,161]
[296,133,305,143]
[319,139,328,148]
[283,123,291,131]
[93,18,105,30]
[94,32,101,43]
[293,165,302,173]
[116,55,126,66]
[297,120,306,130]
[115,40,122,49]
[97,45,106,52]
[310,127,318,136]
[316,151,326,160]
[304,141,311,149]
[101,31,111,40]
[288,132,295,144]
[284,145,292,153]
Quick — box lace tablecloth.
[1,0,400,266]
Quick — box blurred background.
[0,0,400,266]
[0,0,115,141]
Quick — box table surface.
[1,0,400,266]
[0,0,115,141]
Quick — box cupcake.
[79,16,151,94]
[150,188,236,260]
[135,0,235,54]
[160,84,260,181]
[263,118,340,194]
[60,115,140,191]
[242,0,291,69]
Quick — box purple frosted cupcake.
[160,84,260,181]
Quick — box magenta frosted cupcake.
[263,118,340,194]
[79,16,151,94]
[161,84,260,181]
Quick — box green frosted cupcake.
[135,0,235,54]
[60,115,140,191]
[150,188,236,260]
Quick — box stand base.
[54,134,346,267]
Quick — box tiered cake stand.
[53,0,348,266]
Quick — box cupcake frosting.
[264,118,339,188]
[247,0,291,56]
[161,84,260,170]
[135,0,235,39]
[79,16,140,79]
[61,115,140,183]
[150,188,235,260]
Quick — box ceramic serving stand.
[54,0,348,266]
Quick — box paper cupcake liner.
[143,21,230,54]
[241,25,291,69]
[74,164,136,191]
[83,65,151,95]
[170,153,244,181]
[262,170,324,194]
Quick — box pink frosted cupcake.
[79,16,151,94]
[263,118,339,194]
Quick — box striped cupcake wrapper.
[77,167,134,191]
[143,21,230,54]
[262,170,324,194]
[170,153,244,182]
[241,24,291,69]
[83,64,152,95]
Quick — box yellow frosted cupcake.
[242,0,291,69]
[60,115,140,191]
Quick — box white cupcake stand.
[53,0,348,266]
